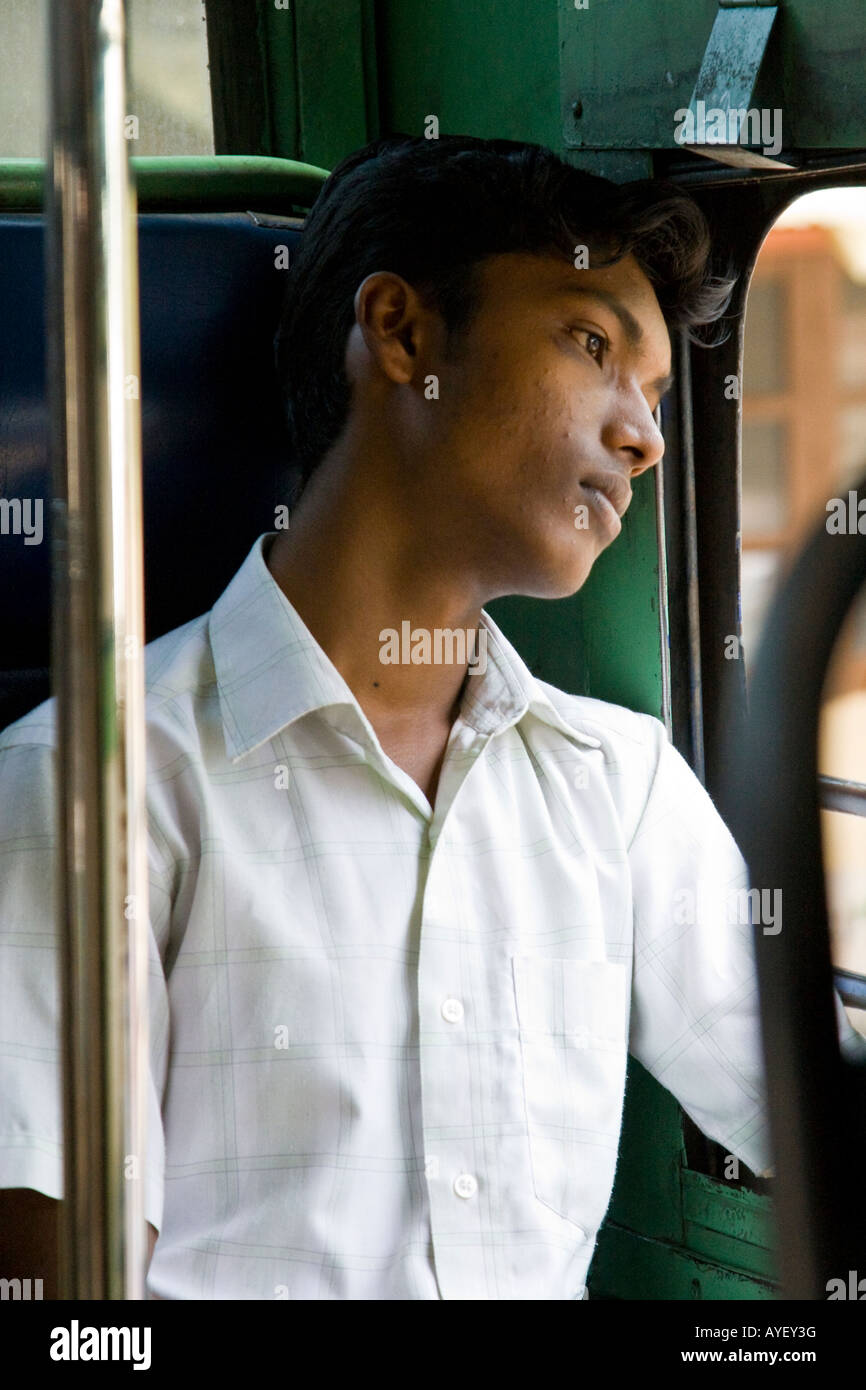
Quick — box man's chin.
[513,549,601,601]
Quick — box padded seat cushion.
[0,212,301,730]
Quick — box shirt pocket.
[511,955,629,1236]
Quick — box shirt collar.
[209,534,602,763]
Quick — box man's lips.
[580,470,633,519]
[579,471,632,539]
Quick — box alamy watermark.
[826,491,866,534]
[0,497,43,545]
[379,622,488,674]
[49,1321,151,1369]
[0,1276,43,1299]
[674,885,782,935]
[674,100,783,160]
[826,1271,866,1299]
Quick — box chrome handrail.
[47,0,149,1300]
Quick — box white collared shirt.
[2,531,840,1300]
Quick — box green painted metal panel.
[377,0,562,150]
[590,1223,778,1300]
[568,469,664,712]
[558,0,866,153]
[565,151,655,181]
[235,0,379,166]
[252,0,866,167]
[600,1060,686,1242]
[285,0,374,169]
[682,1169,775,1249]
[682,1170,778,1280]
[682,1225,777,1281]
[258,0,302,159]
[560,0,721,154]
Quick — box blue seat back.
[0,212,301,730]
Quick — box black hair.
[274,133,736,499]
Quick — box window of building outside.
[0,0,213,157]
[741,187,866,1037]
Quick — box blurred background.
[741,186,866,1034]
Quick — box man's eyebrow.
[555,283,675,399]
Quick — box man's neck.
[265,458,485,735]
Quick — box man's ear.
[350,271,426,385]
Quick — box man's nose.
[602,403,665,477]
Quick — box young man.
[0,134,858,1300]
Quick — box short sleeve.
[626,718,773,1177]
[0,727,169,1232]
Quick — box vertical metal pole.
[674,331,705,786]
[653,406,673,741]
[46,0,149,1300]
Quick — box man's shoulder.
[532,677,666,759]
[530,679,669,837]
[143,612,216,712]
[0,610,215,761]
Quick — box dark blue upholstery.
[0,213,302,732]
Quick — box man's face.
[417,250,671,600]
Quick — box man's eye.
[572,328,608,365]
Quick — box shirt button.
[453,1172,477,1199]
[441,997,464,1023]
